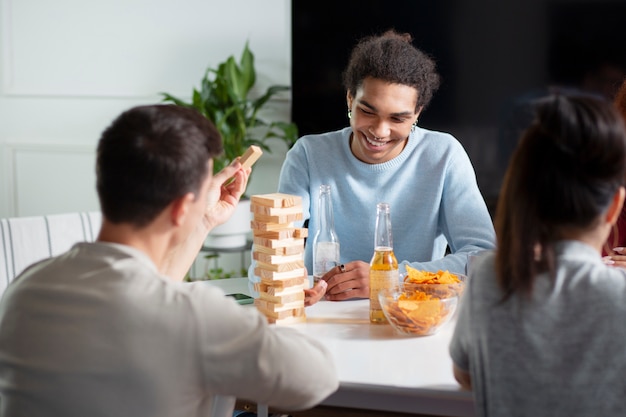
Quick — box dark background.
[291,0,626,210]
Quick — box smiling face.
[347,77,421,164]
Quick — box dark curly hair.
[342,29,441,112]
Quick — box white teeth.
[365,136,386,147]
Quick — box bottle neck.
[374,205,393,249]
[316,187,336,240]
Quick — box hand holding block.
[240,145,263,169]
[223,145,263,187]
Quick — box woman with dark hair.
[602,78,626,264]
[450,94,626,416]
[249,30,496,305]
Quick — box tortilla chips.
[380,267,464,336]
[403,266,461,285]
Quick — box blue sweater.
[249,126,495,288]
[281,126,495,272]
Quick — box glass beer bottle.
[312,184,340,284]
[369,202,398,324]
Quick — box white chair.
[0,211,102,295]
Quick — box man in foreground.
[0,105,338,416]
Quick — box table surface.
[208,277,475,417]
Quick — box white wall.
[0,0,292,218]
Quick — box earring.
[411,120,418,131]
[347,109,352,119]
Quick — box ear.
[415,105,424,121]
[170,192,195,226]
[346,91,353,109]
[606,186,625,226]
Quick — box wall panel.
[6,143,98,216]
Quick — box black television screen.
[292,0,626,202]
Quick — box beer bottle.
[312,185,340,284]
[369,202,398,323]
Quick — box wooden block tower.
[250,193,308,324]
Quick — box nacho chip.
[404,266,461,284]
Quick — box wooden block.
[253,252,303,265]
[254,243,304,256]
[267,313,307,325]
[253,212,303,224]
[254,281,306,296]
[293,228,308,238]
[253,237,304,249]
[255,302,306,320]
[250,204,303,216]
[255,267,307,281]
[262,283,306,296]
[252,228,308,239]
[259,290,304,304]
[251,193,302,208]
[240,145,263,169]
[259,274,307,288]
[254,259,305,272]
[250,220,294,232]
[254,297,305,312]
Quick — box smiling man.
[253,30,496,306]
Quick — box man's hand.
[304,280,327,306]
[323,261,370,301]
[203,160,251,230]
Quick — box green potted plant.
[160,41,298,175]
[160,42,298,252]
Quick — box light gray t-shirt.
[450,240,626,417]
[0,242,338,417]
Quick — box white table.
[208,278,475,417]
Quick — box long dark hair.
[495,94,626,299]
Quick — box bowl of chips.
[378,267,466,336]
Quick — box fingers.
[604,253,626,269]
[304,280,327,306]
[603,256,615,265]
[325,288,368,301]
[213,161,251,203]
[324,261,369,301]
[212,160,241,185]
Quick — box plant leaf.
[239,41,256,94]
[159,93,190,107]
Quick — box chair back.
[0,211,102,295]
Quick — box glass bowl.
[378,274,466,336]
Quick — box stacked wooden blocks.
[250,193,308,324]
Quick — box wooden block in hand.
[240,145,263,169]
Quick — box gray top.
[0,242,338,417]
[450,240,626,417]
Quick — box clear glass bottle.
[369,202,398,324]
[312,184,340,284]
